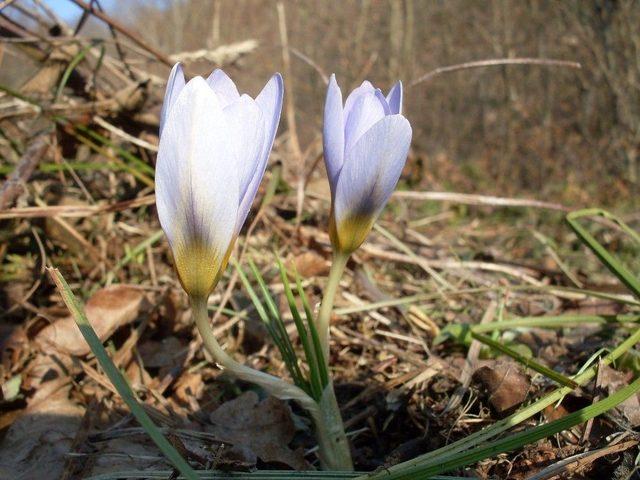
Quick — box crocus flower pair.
[156,64,412,298]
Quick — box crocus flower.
[156,63,283,299]
[323,75,412,255]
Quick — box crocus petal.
[344,90,388,154]
[223,95,265,233]
[156,77,240,297]
[323,74,345,192]
[207,69,240,107]
[234,73,284,231]
[159,63,185,137]
[386,81,403,115]
[333,115,412,252]
[342,80,375,122]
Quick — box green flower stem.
[313,252,354,471]
[191,296,317,410]
[312,383,354,470]
[192,296,353,471]
[317,252,350,360]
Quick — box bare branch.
[410,57,582,87]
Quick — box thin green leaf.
[47,268,198,480]
[248,260,307,388]
[294,268,329,387]
[372,325,640,470]
[234,262,287,354]
[470,331,578,388]
[55,43,93,101]
[366,374,640,478]
[276,255,324,400]
[86,470,467,479]
[473,313,640,333]
[567,209,640,298]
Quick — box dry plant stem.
[191,296,353,471]
[317,251,350,360]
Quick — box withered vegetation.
[0,1,639,479]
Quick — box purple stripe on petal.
[156,77,239,260]
[334,114,412,231]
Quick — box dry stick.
[392,190,570,212]
[289,46,329,84]
[0,0,18,11]
[0,133,49,209]
[409,57,582,87]
[524,438,638,480]
[0,194,155,219]
[276,1,305,225]
[67,0,173,67]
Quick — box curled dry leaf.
[36,285,146,356]
[208,391,309,470]
[473,360,531,413]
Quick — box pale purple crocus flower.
[323,74,412,255]
[156,63,283,298]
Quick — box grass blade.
[473,313,640,333]
[470,331,578,387]
[234,259,308,393]
[294,268,329,387]
[367,375,640,478]
[248,260,307,388]
[276,255,324,400]
[567,209,640,298]
[47,267,198,480]
[375,325,640,470]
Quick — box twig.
[276,1,305,225]
[0,133,49,209]
[67,0,173,67]
[0,193,155,219]
[0,0,18,11]
[92,115,158,152]
[410,57,582,87]
[289,46,328,84]
[392,190,571,212]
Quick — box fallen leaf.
[138,336,186,368]
[596,363,640,426]
[36,285,146,356]
[473,360,531,413]
[0,388,84,480]
[208,391,309,470]
[288,251,330,278]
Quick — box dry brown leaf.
[208,391,309,470]
[473,360,531,413]
[289,251,330,277]
[36,285,146,356]
[0,388,84,480]
[596,363,640,426]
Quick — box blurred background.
[2,0,639,206]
